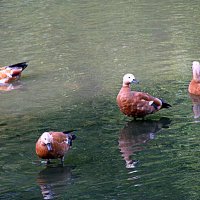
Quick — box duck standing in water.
[116,73,171,119]
[0,62,28,84]
[36,130,76,165]
[188,61,200,95]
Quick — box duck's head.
[40,132,53,151]
[123,73,139,86]
[192,61,200,82]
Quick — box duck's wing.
[133,91,162,109]
[133,92,171,109]
[133,91,161,103]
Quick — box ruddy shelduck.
[36,130,76,165]
[116,73,171,119]
[188,61,200,95]
[0,62,28,84]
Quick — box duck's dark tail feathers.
[8,62,28,71]
[63,130,77,134]
[63,130,77,141]
[161,99,172,109]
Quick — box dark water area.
[0,0,200,199]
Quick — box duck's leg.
[41,159,51,164]
[60,156,65,166]
[47,159,51,164]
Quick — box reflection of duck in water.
[118,118,171,168]
[189,93,200,119]
[37,166,75,200]
[0,82,22,91]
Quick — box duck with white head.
[36,130,76,165]
[117,73,171,119]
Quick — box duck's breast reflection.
[37,166,75,199]
[118,118,171,168]
[189,93,200,119]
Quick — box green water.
[0,0,200,199]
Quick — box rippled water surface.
[0,0,200,199]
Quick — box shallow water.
[0,0,200,199]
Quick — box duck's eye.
[128,77,130,78]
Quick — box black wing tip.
[63,129,77,134]
[161,99,172,109]
[164,103,172,108]
[8,62,28,71]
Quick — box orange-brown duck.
[116,73,171,119]
[0,62,28,84]
[36,130,76,164]
[188,61,200,95]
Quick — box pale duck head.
[123,73,139,86]
[40,132,53,151]
[192,61,200,82]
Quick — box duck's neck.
[122,83,131,88]
[193,77,200,83]
[193,69,200,82]
[121,84,132,93]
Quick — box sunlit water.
[0,0,200,199]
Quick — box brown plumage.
[36,130,76,164]
[0,62,28,84]
[116,73,171,118]
[188,61,200,95]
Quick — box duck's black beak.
[131,79,139,84]
[46,143,53,151]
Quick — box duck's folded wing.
[133,92,162,107]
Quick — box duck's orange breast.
[188,80,200,95]
[36,141,52,159]
[36,132,70,159]
[117,87,157,117]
